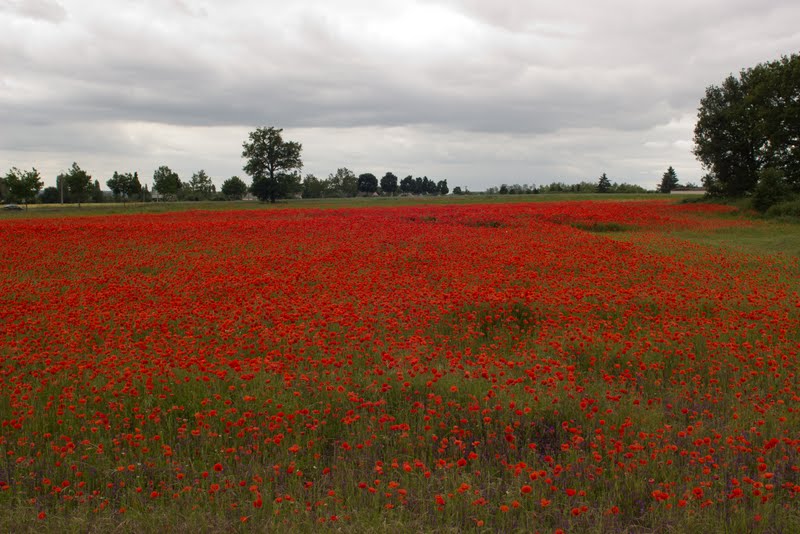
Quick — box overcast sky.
[2,0,799,191]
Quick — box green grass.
[669,222,800,259]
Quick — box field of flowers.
[1,200,798,533]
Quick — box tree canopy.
[694,53,800,197]
[59,162,92,206]
[107,171,142,201]
[659,166,679,193]
[242,127,303,202]
[153,166,181,198]
[187,170,215,200]
[3,167,43,208]
[597,173,611,193]
[357,173,378,194]
[221,176,248,200]
[380,172,398,195]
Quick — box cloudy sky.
[2,0,799,191]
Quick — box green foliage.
[106,171,142,202]
[752,167,793,213]
[242,126,303,202]
[694,53,800,196]
[300,174,324,198]
[40,186,60,204]
[221,176,248,200]
[380,172,398,195]
[452,186,463,195]
[395,175,441,195]
[597,172,611,193]
[153,166,181,198]
[326,168,357,197]
[659,166,679,193]
[765,199,800,219]
[357,173,378,194]
[58,162,92,206]
[437,179,449,195]
[92,180,104,203]
[399,175,413,194]
[184,170,215,201]
[251,172,301,202]
[3,167,43,208]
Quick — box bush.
[765,199,800,219]
[752,167,793,212]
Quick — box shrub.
[752,167,793,212]
[765,199,800,219]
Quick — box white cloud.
[1,0,799,190]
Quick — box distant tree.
[452,186,463,195]
[659,166,679,193]
[693,53,800,196]
[107,171,141,202]
[436,179,449,195]
[612,182,650,194]
[325,168,356,197]
[106,173,123,199]
[380,172,398,195]
[357,173,378,194]
[242,126,303,202]
[340,169,358,197]
[153,166,181,199]
[58,162,92,206]
[400,175,414,194]
[597,173,611,193]
[251,172,301,202]
[423,177,437,195]
[4,167,43,209]
[91,180,104,203]
[221,175,248,200]
[499,184,509,194]
[187,170,215,200]
[40,186,60,204]
[300,174,325,198]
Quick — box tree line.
[4,123,710,208]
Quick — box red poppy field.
[1,200,798,533]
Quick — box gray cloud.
[1,0,799,190]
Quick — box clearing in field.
[0,199,798,533]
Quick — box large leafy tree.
[4,167,43,209]
[187,170,215,200]
[399,175,414,194]
[59,162,92,206]
[694,53,800,196]
[357,173,378,194]
[221,176,249,200]
[242,127,303,202]
[659,166,679,193]
[301,174,325,199]
[326,168,357,197]
[380,172,398,195]
[153,166,181,199]
[107,171,142,202]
